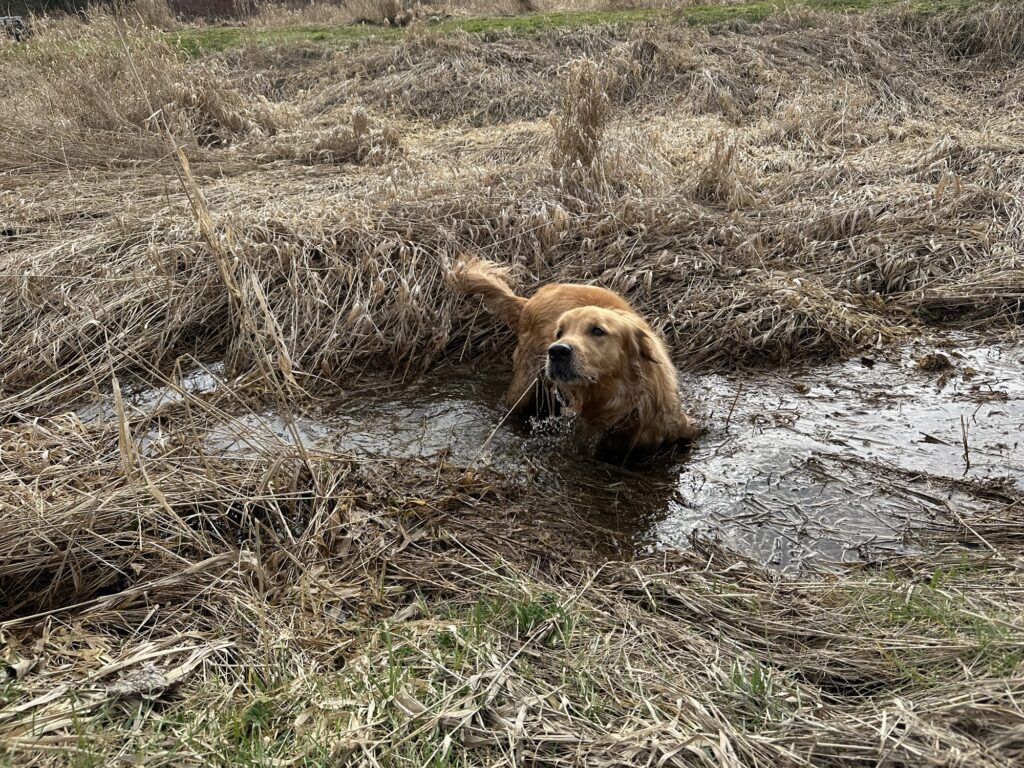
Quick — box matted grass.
[3,4,1022,411]
[1,419,1021,765]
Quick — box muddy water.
[667,342,1023,568]
[92,339,1023,570]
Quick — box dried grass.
[1,398,1021,764]
[693,135,760,208]
[348,0,423,26]
[264,107,403,164]
[116,0,180,29]
[0,20,285,171]
[3,7,1022,408]
[550,57,614,172]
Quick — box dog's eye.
[590,326,606,337]
[555,327,564,339]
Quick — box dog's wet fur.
[453,257,699,456]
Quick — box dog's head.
[545,306,659,388]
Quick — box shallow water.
[89,338,1023,570]
[664,342,1023,567]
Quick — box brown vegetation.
[3,6,1022,410]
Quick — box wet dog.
[453,256,699,454]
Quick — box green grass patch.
[836,567,1024,684]
[0,680,20,708]
[467,592,577,647]
[171,22,385,57]
[727,657,789,728]
[167,0,987,57]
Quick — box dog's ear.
[629,325,659,365]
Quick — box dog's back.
[454,257,631,328]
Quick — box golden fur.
[453,256,699,453]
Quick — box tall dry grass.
[550,58,614,174]
[0,19,285,171]
[2,6,1023,414]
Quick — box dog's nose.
[548,343,572,361]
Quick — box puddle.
[81,339,1023,570]
[77,366,223,423]
[664,342,1023,567]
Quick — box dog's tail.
[452,256,527,329]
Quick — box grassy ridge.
[171,0,981,56]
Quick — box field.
[1,1,1023,766]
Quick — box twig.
[947,503,1002,559]
[471,376,539,466]
[724,383,743,433]
[960,414,971,475]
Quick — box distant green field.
[170,0,982,57]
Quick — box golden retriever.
[453,256,699,453]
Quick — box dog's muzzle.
[546,343,576,382]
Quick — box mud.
[87,337,1023,570]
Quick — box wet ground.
[85,337,1023,571]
